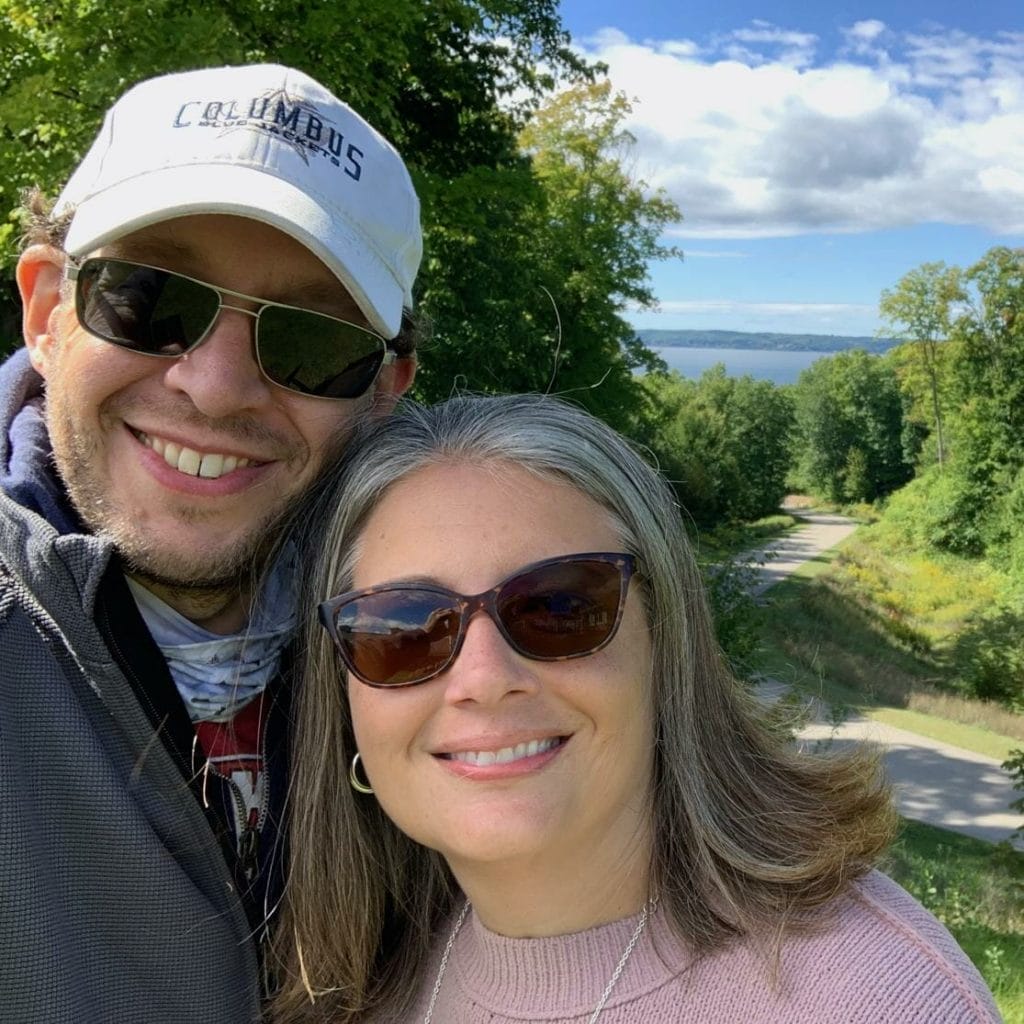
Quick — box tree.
[1,4,687,439]
[879,262,963,467]
[949,247,1024,480]
[639,371,727,525]
[908,246,1024,558]
[791,351,914,503]
[413,80,682,432]
[637,366,793,525]
[719,373,794,520]
[874,247,1024,559]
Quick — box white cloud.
[575,21,1024,238]
[718,20,819,69]
[848,20,886,43]
[660,39,701,58]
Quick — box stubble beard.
[39,313,376,609]
[44,388,352,602]
[50,402,288,591]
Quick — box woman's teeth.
[448,737,561,766]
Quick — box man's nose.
[160,305,274,417]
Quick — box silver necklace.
[422,898,657,1024]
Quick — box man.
[1,63,420,1023]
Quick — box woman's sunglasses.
[318,552,637,688]
[66,256,394,401]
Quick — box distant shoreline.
[636,328,897,354]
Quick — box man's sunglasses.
[66,256,394,401]
[318,552,637,688]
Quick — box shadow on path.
[800,718,1022,849]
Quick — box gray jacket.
[0,350,261,1023]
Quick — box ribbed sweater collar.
[442,906,688,1019]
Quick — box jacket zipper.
[207,696,271,886]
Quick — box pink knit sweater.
[394,872,1001,1022]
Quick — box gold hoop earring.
[349,752,374,795]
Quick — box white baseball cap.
[54,63,421,338]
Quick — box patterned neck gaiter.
[127,547,297,723]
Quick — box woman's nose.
[440,612,541,706]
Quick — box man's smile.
[134,429,260,479]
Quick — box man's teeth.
[140,433,251,479]
[449,737,560,766]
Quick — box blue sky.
[554,0,1024,336]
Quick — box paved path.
[741,511,859,596]
[804,717,1022,848]
[759,681,1022,849]
[748,515,1023,849]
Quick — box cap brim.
[63,163,404,338]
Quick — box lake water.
[650,346,835,385]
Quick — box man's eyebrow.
[286,280,353,306]
[103,237,199,266]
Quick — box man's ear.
[16,245,67,379]
[371,355,417,417]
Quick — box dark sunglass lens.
[336,590,461,685]
[78,259,217,355]
[257,307,385,398]
[497,560,624,659]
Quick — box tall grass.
[884,820,1024,1023]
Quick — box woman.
[271,394,1000,1023]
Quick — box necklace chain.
[422,898,656,1024]
[422,899,471,1024]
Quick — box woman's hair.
[269,393,895,1023]
[17,185,425,356]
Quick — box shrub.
[952,605,1024,710]
[883,465,989,556]
[986,466,1024,574]
[701,557,760,679]
[1001,749,1024,837]
[920,470,990,555]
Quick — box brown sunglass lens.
[496,560,623,659]
[338,591,461,686]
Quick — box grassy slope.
[750,535,1024,759]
